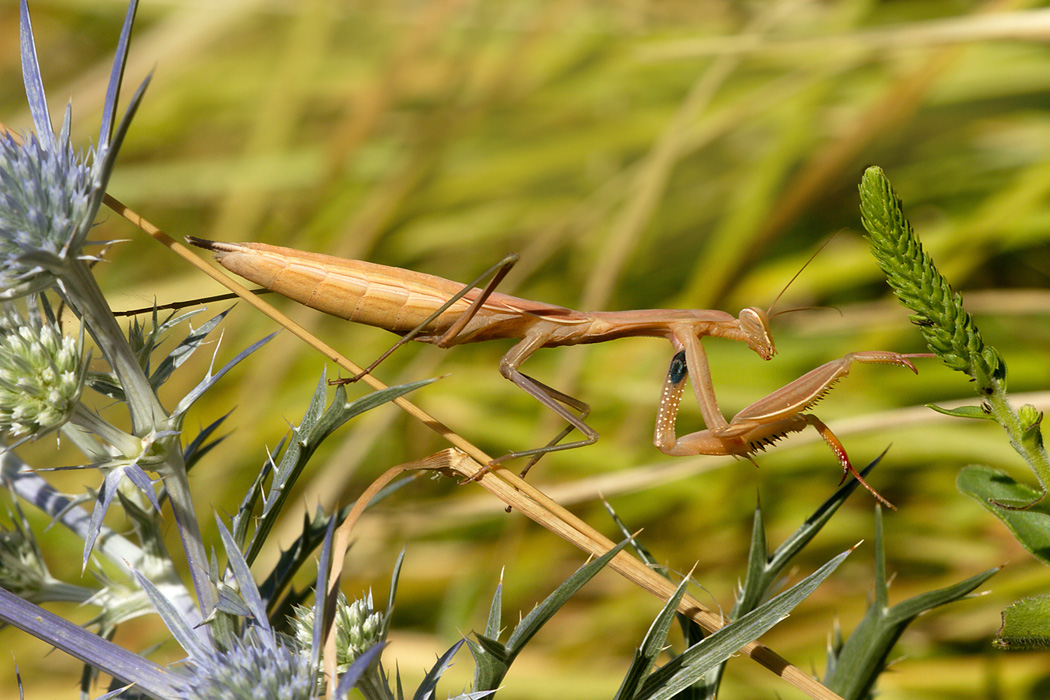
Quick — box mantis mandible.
[187,237,924,507]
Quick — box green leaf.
[383,550,405,638]
[471,540,629,692]
[484,581,502,641]
[469,633,509,663]
[996,595,1050,650]
[926,403,995,421]
[467,587,510,692]
[957,465,1050,564]
[412,639,464,700]
[825,507,996,699]
[613,576,691,700]
[738,503,769,613]
[1019,405,1045,452]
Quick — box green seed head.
[0,298,86,439]
[290,591,385,673]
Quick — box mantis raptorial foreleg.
[654,347,931,508]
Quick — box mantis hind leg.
[334,252,519,384]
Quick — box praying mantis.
[186,237,926,507]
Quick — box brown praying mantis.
[186,237,927,507]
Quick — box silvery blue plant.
[0,2,453,698]
[2,0,217,632]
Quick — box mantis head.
[738,307,775,360]
[742,237,834,361]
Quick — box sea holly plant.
[859,165,1050,649]
[2,0,219,632]
[0,1,449,697]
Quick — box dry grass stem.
[98,194,846,700]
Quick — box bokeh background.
[3,0,1050,697]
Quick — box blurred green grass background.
[4,0,1050,697]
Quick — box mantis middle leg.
[482,331,596,478]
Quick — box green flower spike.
[860,166,1050,508]
[859,166,1003,388]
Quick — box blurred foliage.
[4,0,1050,697]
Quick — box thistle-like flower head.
[0,127,93,298]
[0,0,149,299]
[0,515,47,598]
[178,628,318,700]
[0,296,87,440]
